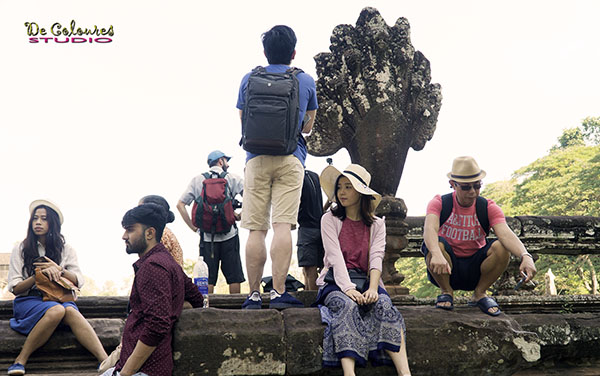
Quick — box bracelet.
[520,253,533,262]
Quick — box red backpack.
[192,171,236,242]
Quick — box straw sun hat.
[447,156,486,183]
[29,199,64,225]
[320,164,382,210]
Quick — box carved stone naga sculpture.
[307,7,442,197]
[307,7,442,289]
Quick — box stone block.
[172,308,286,375]
[282,308,324,375]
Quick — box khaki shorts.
[241,155,304,230]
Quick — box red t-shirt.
[426,192,506,257]
[338,218,370,272]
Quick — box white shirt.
[7,241,85,296]
[179,166,243,242]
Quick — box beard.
[125,236,147,254]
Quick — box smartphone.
[33,256,47,263]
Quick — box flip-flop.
[474,297,501,316]
[435,294,454,310]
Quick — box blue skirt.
[10,295,78,335]
[316,285,406,368]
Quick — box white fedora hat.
[320,163,382,210]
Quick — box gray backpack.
[241,66,302,155]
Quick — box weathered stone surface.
[0,318,123,371]
[514,313,600,369]
[173,308,286,375]
[376,196,408,219]
[404,215,600,256]
[307,7,442,196]
[403,307,541,376]
[0,296,129,320]
[1,298,600,375]
[281,308,324,375]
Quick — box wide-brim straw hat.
[447,156,486,183]
[320,164,382,210]
[29,199,64,225]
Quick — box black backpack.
[240,66,302,155]
[298,170,323,228]
[439,193,490,236]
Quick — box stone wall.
[1,295,599,375]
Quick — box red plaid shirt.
[116,243,203,376]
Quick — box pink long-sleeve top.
[316,211,386,292]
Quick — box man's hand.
[429,253,452,275]
[520,255,537,283]
[344,289,365,305]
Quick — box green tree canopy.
[399,118,600,297]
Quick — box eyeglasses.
[455,182,482,191]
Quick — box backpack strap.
[476,196,490,236]
[439,193,453,228]
[286,67,304,76]
[439,192,490,236]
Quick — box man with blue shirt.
[236,25,318,309]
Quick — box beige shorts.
[241,155,304,230]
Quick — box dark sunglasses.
[455,182,482,191]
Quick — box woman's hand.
[34,256,63,281]
[362,287,379,304]
[344,289,365,305]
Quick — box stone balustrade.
[403,216,600,257]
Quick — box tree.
[581,116,600,145]
[482,125,600,295]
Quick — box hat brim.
[447,170,486,183]
[29,199,64,225]
[320,166,382,210]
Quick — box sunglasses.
[455,182,482,191]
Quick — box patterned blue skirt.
[318,286,406,368]
[10,295,78,335]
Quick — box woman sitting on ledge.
[6,200,107,376]
[314,164,411,376]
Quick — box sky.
[1,0,599,292]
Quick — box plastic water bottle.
[193,256,209,308]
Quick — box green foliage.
[399,118,600,297]
[491,145,600,217]
[581,116,600,145]
[551,127,585,151]
[481,135,600,295]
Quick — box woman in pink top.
[315,164,410,376]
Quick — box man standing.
[422,156,537,316]
[176,150,245,294]
[297,170,324,290]
[236,25,318,309]
[103,203,204,376]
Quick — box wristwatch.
[520,252,533,262]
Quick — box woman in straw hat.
[6,200,107,375]
[315,164,410,376]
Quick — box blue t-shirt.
[236,64,318,166]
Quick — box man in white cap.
[422,156,536,316]
[176,150,245,294]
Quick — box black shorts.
[421,237,496,291]
[200,234,245,285]
[297,227,324,268]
